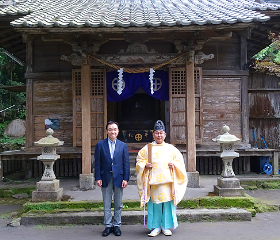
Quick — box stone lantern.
[32,128,64,202]
[212,125,244,197]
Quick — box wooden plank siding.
[249,72,280,149]
[33,80,73,146]
[202,77,242,143]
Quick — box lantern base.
[32,188,63,202]
[32,179,63,202]
[214,177,244,197]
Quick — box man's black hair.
[106,121,119,129]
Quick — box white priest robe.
[136,142,188,207]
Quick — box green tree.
[252,32,280,77]
[0,49,26,121]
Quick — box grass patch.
[0,187,35,198]
[254,203,279,213]
[178,199,199,209]
[240,180,280,190]
[199,196,255,209]
[22,197,255,213]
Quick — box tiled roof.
[0,0,279,28]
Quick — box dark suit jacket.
[94,138,130,188]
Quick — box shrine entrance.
[107,87,166,144]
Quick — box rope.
[87,52,188,73]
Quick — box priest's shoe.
[148,228,161,237]
[102,227,113,237]
[162,228,172,236]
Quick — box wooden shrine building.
[0,0,280,187]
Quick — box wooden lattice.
[91,71,104,96]
[72,69,106,147]
[171,69,186,95]
[169,67,203,144]
[74,71,81,96]
[170,68,201,95]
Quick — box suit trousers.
[101,176,123,227]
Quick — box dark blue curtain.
[107,70,169,102]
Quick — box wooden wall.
[199,33,243,144]
[200,33,240,70]
[33,79,73,145]
[33,38,72,72]
[29,37,74,147]
[249,72,280,149]
[202,77,242,143]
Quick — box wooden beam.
[240,34,250,146]
[81,64,91,174]
[16,22,254,34]
[202,70,249,76]
[25,79,33,148]
[185,56,196,172]
[25,36,33,148]
[240,34,247,70]
[241,75,249,146]
[25,72,72,79]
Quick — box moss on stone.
[0,187,35,198]
[246,208,257,217]
[177,199,199,209]
[199,197,255,209]
[240,180,280,190]
[254,203,279,213]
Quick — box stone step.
[20,208,252,226]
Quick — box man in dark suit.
[95,121,130,237]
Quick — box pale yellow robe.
[136,142,188,207]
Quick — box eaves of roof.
[0,0,278,28]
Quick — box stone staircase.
[21,208,252,226]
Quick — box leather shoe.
[102,227,113,237]
[113,226,122,236]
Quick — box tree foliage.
[252,32,280,77]
[0,49,26,121]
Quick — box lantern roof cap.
[212,125,240,144]
[34,128,64,146]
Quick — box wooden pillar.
[81,64,91,174]
[273,151,279,175]
[25,36,34,148]
[185,55,196,172]
[240,34,250,146]
[241,75,249,145]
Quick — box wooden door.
[169,67,203,144]
[73,69,107,146]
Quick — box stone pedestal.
[212,125,244,197]
[32,179,63,202]
[187,171,200,188]
[79,173,94,190]
[214,177,244,197]
[32,128,64,202]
